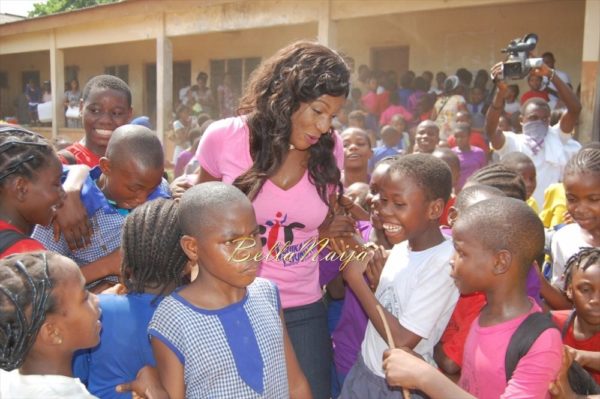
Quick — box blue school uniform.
[148,277,289,398]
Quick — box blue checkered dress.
[148,278,289,398]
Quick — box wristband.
[548,68,556,81]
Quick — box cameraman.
[485,60,581,207]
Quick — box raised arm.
[534,63,581,133]
[485,63,508,150]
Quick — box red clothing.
[552,310,600,384]
[440,292,487,366]
[521,90,550,105]
[59,142,101,168]
[439,195,456,227]
[447,131,489,155]
[0,220,45,258]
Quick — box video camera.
[500,33,543,80]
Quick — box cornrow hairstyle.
[387,153,452,202]
[0,126,56,188]
[120,199,187,300]
[0,252,57,371]
[564,148,600,177]
[82,75,132,108]
[466,163,527,201]
[563,247,600,291]
[235,41,350,204]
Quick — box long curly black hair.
[235,41,350,204]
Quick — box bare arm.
[343,258,422,349]
[383,349,475,399]
[535,64,581,133]
[485,63,508,150]
[79,250,122,284]
[151,338,185,399]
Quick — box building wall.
[336,0,585,95]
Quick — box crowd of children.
[0,38,599,399]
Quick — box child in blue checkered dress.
[32,125,169,291]
[148,182,311,398]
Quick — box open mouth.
[382,223,402,233]
[94,129,113,138]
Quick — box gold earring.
[289,144,295,150]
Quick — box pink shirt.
[459,300,562,399]
[196,117,344,308]
[379,105,413,126]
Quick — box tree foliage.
[29,0,119,17]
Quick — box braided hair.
[120,199,187,299]
[564,247,600,290]
[0,126,57,188]
[564,147,600,177]
[466,163,527,201]
[0,252,57,371]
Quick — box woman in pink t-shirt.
[194,41,352,399]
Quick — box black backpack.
[0,229,28,256]
[505,311,600,395]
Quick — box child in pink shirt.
[383,197,562,399]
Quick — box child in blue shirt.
[73,198,187,399]
[32,124,169,291]
[148,182,311,398]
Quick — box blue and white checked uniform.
[148,278,289,398]
[32,166,170,284]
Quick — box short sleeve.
[31,225,70,257]
[195,121,227,179]
[398,257,458,339]
[500,328,562,399]
[148,298,186,364]
[495,131,520,157]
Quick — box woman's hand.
[170,174,195,199]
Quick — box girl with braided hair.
[0,251,101,398]
[0,126,65,257]
[551,247,600,393]
[546,148,600,311]
[73,199,188,399]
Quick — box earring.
[56,337,63,345]
[289,144,295,150]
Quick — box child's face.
[381,129,399,148]
[564,172,600,234]
[568,263,600,327]
[415,124,439,154]
[290,95,346,151]
[82,88,132,150]
[100,158,164,210]
[374,171,436,246]
[367,163,391,229]
[450,221,495,294]
[453,130,470,151]
[194,201,262,289]
[506,87,518,102]
[515,162,537,200]
[470,88,484,105]
[528,75,543,91]
[342,130,372,170]
[22,155,65,227]
[46,255,101,351]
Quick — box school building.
[0,0,598,143]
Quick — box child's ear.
[37,321,64,346]
[492,249,512,275]
[180,235,199,262]
[566,284,573,301]
[428,198,445,221]
[12,176,29,201]
[99,157,111,176]
[447,207,458,227]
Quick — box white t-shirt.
[0,369,98,398]
[496,124,581,206]
[361,238,459,377]
[550,223,592,288]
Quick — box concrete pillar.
[49,30,65,139]
[156,12,173,144]
[317,0,336,48]
[579,0,600,143]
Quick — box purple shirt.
[452,146,487,190]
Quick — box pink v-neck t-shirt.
[196,116,344,308]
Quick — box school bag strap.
[505,312,558,382]
[0,229,28,255]
[560,310,576,338]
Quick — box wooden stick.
[376,304,411,399]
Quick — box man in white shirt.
[485,59,582,207]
